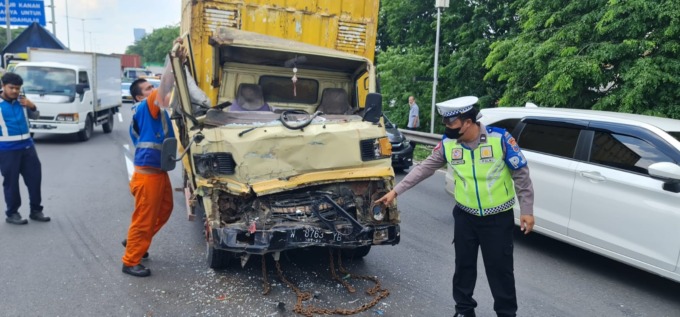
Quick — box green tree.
[485,0,680,118]
[0,27,26,52]
[377,0,525,132]
[125,25,179,64]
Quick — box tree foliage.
[377,0,524,131]
[125,26,179,64]
[485,0,680,118]
[0,27,26,53]
[378,0,680,128]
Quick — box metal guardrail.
[399,129,441,146]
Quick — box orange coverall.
[122,91,174,267]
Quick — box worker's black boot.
[29,211,51,222]
[6,213,28,225]
[122,264,151,277]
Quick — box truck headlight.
[360,137,392,161]
[56,113,79,122]
[193,153,236,178]
[370,202,387,221]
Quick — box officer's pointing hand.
[520,214,534,235]
[375,190,397,206]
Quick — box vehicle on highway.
[15,48,121,141]
[383,115,414,172]
[445,106,680,283]
[122,79,160,103]
[121,81,132,103]
[170,0,399,271]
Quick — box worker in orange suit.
[122,40,185,277]
[121,84,174,277]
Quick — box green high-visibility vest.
[443,134,515,216]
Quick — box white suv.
[445,106,680,282]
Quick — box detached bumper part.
[212,225,400,254]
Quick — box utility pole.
[65,0,70,48]
[5,0,10,44]
[431,0,450,133]
[47,0,56,35]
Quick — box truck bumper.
[30,121,84,134]
[212,224,400,255]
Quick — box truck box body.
[14,48,121,141]
[181,0,379,106]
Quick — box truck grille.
[360,139,377,161]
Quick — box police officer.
[376,96,535,317]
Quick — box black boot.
[122,239,149,258]
[454,312,476,317]
[122,264,151,277]
[6,213,28,225]
[29,211,51,222]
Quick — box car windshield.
[669,131,680,142]
[14,66,76,96]
[122,83,131,90]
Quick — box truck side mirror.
[76,83,89,95]
[362,93,382,123]
[160,138,178,171]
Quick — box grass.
[414,144,434,162]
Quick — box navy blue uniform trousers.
[0,146,43,217]
[453,206,517,317]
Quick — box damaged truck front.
[170,27,400,269]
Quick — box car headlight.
[56,113,79,122]
[193,153,236,178]
[360,137,392,161]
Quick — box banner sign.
[0,0,46,27]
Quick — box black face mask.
[445,127,462,139]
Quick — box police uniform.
[392,96,534,317]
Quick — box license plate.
[293,227,343,243]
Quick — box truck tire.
[341,245,372,259]
[102,111,114,133]
[206,240,232,269]
[77,115,93,141]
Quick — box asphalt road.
[1,105,679,317]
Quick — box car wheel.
[77,115,93,141]
[102,111,114,133]
[206,232,232,269]
[341,245,371,259]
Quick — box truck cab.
[14,49,121,141]
[171,27,400,268]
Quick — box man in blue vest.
[376,96,535,317]
[0,72,50,225]
[121,40,186,277]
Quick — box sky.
[39,0,181,54]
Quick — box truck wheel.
[341,245,372,259]
[102,111,114,133]
[77,115,93,141]
[206,240,232,269]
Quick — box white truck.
[13,48,121,141]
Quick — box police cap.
[437,96,479,124]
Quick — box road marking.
[125,154,134,180]
[123,144,130,151]
[118,113,123,122]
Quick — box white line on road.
[123,144,130,151]
[124,154,134,180]
[118,113,123,122]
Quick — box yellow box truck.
[171,0,398,270]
